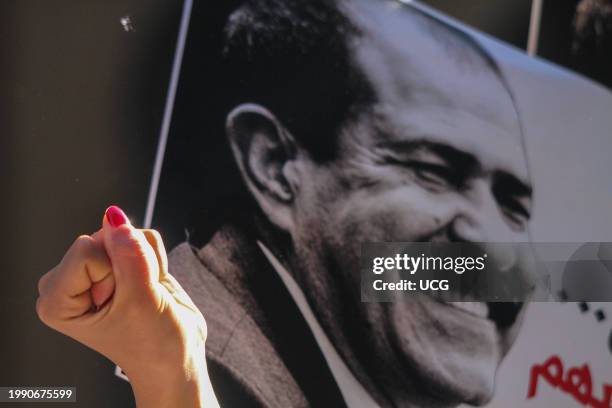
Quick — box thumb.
[102,206,161,307]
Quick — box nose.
[448,180,538,300]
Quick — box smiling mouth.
[446,302,522,328]
[487,302,523,328]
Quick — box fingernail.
[105,205,129,227]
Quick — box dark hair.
[220,0,373,161]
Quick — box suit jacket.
[168,225,348,408]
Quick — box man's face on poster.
[226,2,533,406]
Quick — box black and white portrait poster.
[2,0,611,407]
[151,1,612,407]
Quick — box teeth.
[450,302,489,318]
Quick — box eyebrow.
[378,139,478,172]
[378,139,533,196]
[371,117,478,170]
[493,172,533,198]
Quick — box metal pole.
[527,0,544,56]
[143,0,193,229]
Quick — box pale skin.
[36,207,219,408]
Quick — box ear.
[226,103,300,232]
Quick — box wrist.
[128,356,219,408]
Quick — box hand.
[36,206,219,408]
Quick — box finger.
[89,229,116,306]
[91,229,104,243]
[91,273,115,307]
[63,290,95,316]
[102,206,161,307]
[142,229,169,279]
[141,228,198,312]
[37,266,56,295]
[37,235,112,322]
[55,235,113,298]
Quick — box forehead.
[341,0,529,181]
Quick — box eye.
[499,197,531,230]
[491,172,532,231]
[412,162,462,191]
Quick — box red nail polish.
[105,205,128,227]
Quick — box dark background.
[538,0,612,88]
[0,1,183,406]
[1,0,609,406]
[425,0,532,47]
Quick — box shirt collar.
[256,240,380,408]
